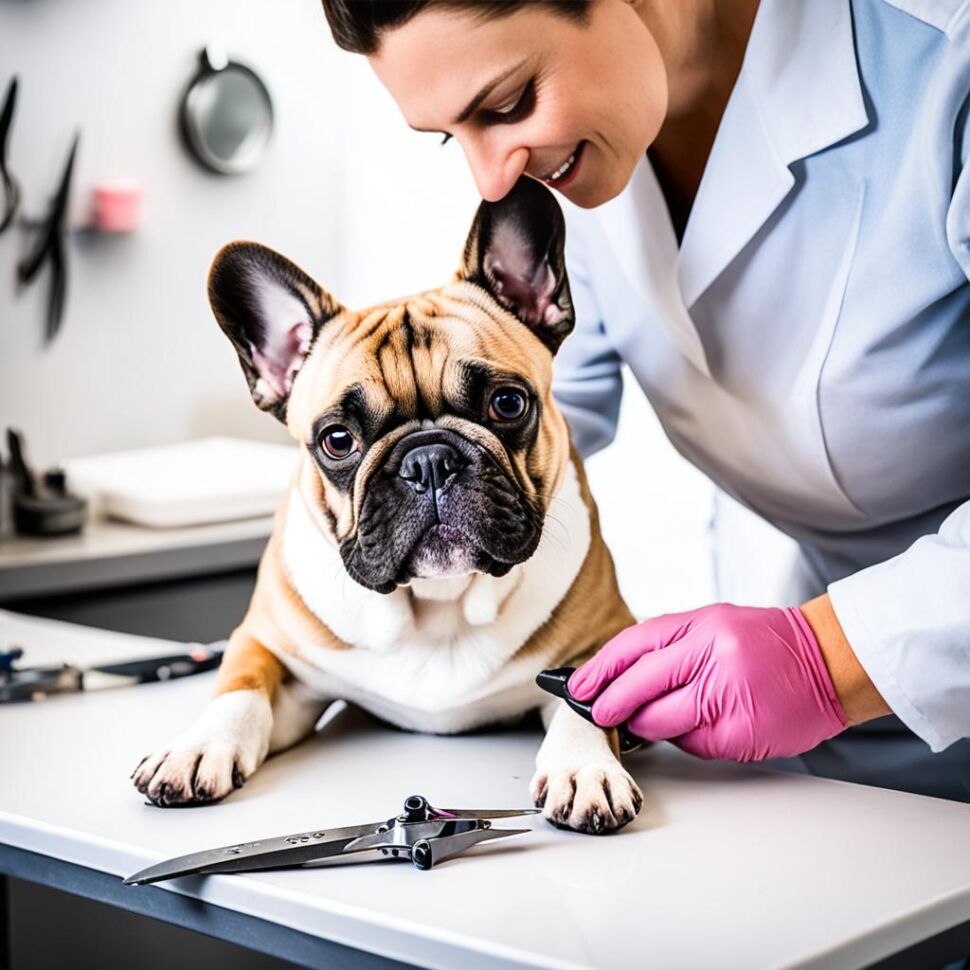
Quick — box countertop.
[2,609,970,969]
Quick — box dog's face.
[208,178,576,594]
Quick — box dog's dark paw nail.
[194,784,211,802]
[231,765,245,790]
[612,810,634,830]
[587,811,607,834]
[552,805,572,826]
[632,791,644,814]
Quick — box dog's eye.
[488,388,528,422]
[319,425,358,460]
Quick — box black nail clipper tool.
[536,667,642,753]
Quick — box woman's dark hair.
[322,1,590,55]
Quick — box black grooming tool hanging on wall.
[17,132,80,345]
[0,76,20,235]
[3,72,84,346]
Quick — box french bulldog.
[132,177,642,833]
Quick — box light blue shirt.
[553,0,970,753]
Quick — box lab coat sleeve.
[828,503,970,751]
[552,218,624,459]
[828,150,970,753]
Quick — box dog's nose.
[398,443,464,495]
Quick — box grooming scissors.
[125,795,538,884]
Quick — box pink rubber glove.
[569,604,848,762]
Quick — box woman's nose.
[462,140,530,202]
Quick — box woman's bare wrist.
[799,594,891,726]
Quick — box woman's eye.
[493,97,522,116]
[484,79,535,124]
[319,425,359,460]
[488,389,529,422]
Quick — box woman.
[321,0,970,801]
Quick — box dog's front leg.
[131,631,328,807]
[530,700,643,834]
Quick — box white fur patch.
[280,460,590,733]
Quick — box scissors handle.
[411,826,530,870]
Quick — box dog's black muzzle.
[340,429,542,594]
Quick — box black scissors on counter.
[0,642,225,703]
[125,795,538,885]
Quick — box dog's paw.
[131,690,272,807]
[530,762,643,834]
[131,744,247,806]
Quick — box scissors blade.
[432,807,541,820]
[124,820,382,886]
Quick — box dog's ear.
[208,242,343,422]
[457,177,574,354]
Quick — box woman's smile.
[538,141,586,188]
[369,1,667,207]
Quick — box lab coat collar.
[588,0,870,372]
[743,0,870,166]
[592,160,715,376]
[677,0,870,309]
[880,0,967,35]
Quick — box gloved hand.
[568,604,848,762]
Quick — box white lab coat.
[552,0,970,781]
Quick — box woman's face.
[369,0,667,208]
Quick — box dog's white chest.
[279,462,591,733]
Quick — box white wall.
[0,0,722,618]
[0,0,350,462]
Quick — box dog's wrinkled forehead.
[207,177,574,427]
[288,290,551,440]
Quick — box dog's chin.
[405,525,480,581]
[392,524,515,588]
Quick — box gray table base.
[3,844,970,970]
[0,845,417,970]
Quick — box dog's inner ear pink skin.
[243,271,315,407]
[250,321,312,405]
[483,221,567,329]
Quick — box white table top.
[2,608,970,970]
